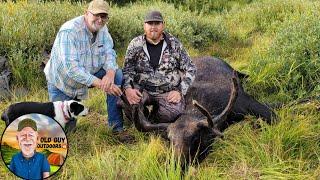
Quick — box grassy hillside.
[0,0,319,179]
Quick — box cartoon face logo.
[1,114,68,179]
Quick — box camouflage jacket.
[123,32,196,95]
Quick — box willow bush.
[246,8,320,101]
[0,1,224,88]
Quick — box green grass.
[0,0,319,179]
[0,90,318,179]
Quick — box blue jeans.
[47,69,124,132]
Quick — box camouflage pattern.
[119,90,185,123]
[123,32,196,95]
[142,91,185,123]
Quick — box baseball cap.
[18,119,37,131]
[144,10,164,23]
[88,0,109,15]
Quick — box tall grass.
[109,0,256,14]
[0,1,82,88]
[0,1,225,88]
[109,1,228,53]
[210,103,320,179]
[1,89,318,179]
[244,2,320,101]
[0,0,319,179]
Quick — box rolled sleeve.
[103,31,118,71]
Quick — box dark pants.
[122,90,185,123]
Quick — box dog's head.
[65,100,89,118]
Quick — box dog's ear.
[70,102,84,116]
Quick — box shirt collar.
[18,151,37,162]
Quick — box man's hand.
[167,90,182,103]
[125,88,142,105]
[100,70,115,92]
[91,78,102,88]
[107,84,123,96]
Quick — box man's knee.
[47,83,72,102]
[93,68,106,79]
[156,101,185,123]
[114,69,123,86]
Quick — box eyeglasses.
[145,21,162,26]
[90,12,109,21]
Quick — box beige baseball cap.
[87,0,109,14]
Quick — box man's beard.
[20,141,36,158]
[150,31,159,40]
[92,22,103,32]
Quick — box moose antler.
[193,71,239,128]
[192,100,214,128]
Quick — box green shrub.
[0,1,83,87]
[0,1,225,88]
[224,0,310,40]
[247,9,320,101]
[7,50,46,88]
[166,0,256,14]
[0,1,82,56]
[110,2,228,52]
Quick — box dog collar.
[61,102,71,121]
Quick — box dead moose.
[120,56,276,166]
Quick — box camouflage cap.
[144,10,164,23]
[18,119,37,132]
[88,0,109,15]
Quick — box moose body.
[185,56,275,130]
[122,56,276,166]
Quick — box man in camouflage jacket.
[122,10,196,123]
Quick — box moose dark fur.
[121,56,276,166]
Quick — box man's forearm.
[106,69,116,80]
[91,78,102,87]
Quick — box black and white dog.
[1,100,89,128]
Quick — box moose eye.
[190,135,200,145]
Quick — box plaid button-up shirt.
[44,15,118,99]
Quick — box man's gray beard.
[92,23,102,32]
[21,145,35,158]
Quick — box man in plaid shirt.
[44,0,123,133]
